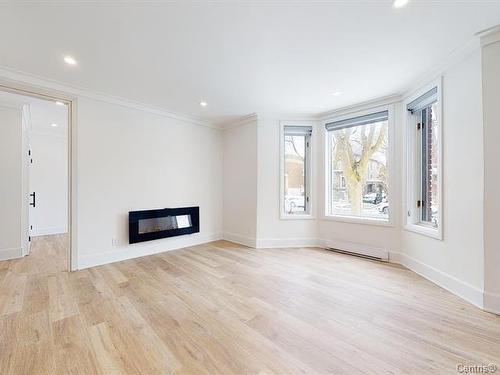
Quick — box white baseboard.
[319,238,389,261]
[390,251,485,310]
[78,232,223,270]
[255,237,319,249]
[0,247,23,261]
[32,226,68,237]
[484,291,500,315]
[222,232,257,248]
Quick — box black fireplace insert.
[129,206,199,244]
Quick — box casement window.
[281,125,312,217]
[406,84,442,238]
[325,110,390,222]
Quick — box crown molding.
[402,37,480,99]
[476,24,500,47]
[218,113,258,130]
[317,94,402,122]
[258,112,318,122]
[0,65,217,129]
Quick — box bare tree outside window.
[329,119,389,219]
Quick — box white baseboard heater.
[325,247,387,262]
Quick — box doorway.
[0,86,73,271]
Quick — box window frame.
[404,78,443,240]
[279,121,315,220]
[323,104,395,227]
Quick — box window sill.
[280,214,316,221]
[322,215,393,227]
[404,223,443,240]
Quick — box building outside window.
[406,85,441,233]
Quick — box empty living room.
[1,1,500,374]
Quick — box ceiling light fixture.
[393,0,409,8]
[200,101,208,107]
[51,123,58,127]
[333,92,342,96]
[55,101,65,106]
[64,56,77,65]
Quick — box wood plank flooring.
[1,235,499,374]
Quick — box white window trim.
[322,104,396,227]
[403,77,443,240]
[279,120,315,220]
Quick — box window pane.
[421,102,439,226]
[284,134,306,214]
[329,119,389,219]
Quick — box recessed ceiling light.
[55,101,65,106]
[393,0,409,8]
[64,56,77,65]
[51,123,58,127]
[200,101,208,107]
[333,92,342,96]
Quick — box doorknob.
[30,192,36,208]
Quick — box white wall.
[400,50,485,304]
[77,97,223,268]
[0,104,23,260]
[222,119,258,246]
[256,118,318,247]
[481,30,500,313]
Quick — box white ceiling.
[0,1,499,125]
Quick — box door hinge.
[416,200,422,208]
[417,123,421,130]
[30,192,36,208]
[29,236,31,242]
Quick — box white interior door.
[28,124,69,238]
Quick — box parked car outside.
[363,192,386,205]
[284,195,305,213]
[378,202,389,215]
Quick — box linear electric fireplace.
[129,206,199,244]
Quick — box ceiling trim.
[477,24,500,47]
[257,112,318,122]
[218,113,258,130]
[402,36,480,99]
[0,65,218,129]
[317,94,402,122]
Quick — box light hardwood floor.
[1,235,499,374]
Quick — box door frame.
[0,81,77,272]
